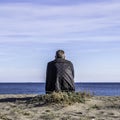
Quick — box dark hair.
[56,50,65,59]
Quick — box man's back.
[46,57,75,94]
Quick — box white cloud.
[0,68,45,82]
[0,1,120,43]
[0,1,120,82]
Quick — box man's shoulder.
[48,59,73,65]
[47,60,55,65]
[64,59,73,64]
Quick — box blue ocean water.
[0,83,120,96]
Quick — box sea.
[0,83,120,96]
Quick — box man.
[45,50,75,94]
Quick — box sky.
[0,0,120,83]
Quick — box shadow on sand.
[0,97,33,103]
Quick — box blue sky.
[0,0,120,82]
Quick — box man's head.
[55,50,65,59]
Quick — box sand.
[0,94,120,120]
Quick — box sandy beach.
[0,94,120,120]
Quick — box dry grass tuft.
[27,92,92,106]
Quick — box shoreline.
[0,94,120,120]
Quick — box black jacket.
[45,58,75,94]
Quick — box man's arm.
[70,62,74,78]
[45,63,51,94]
[70,61,75,91]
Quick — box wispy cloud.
[0,0,120,44]
[0,68,43,82]
[0,0,120,82]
